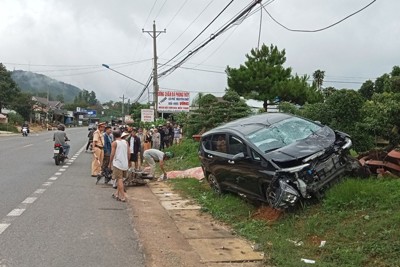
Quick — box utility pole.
[143,21,166,118]
[120,94,125,123]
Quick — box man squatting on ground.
[109,130,130,202]
[91,122,106,178]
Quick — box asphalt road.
[0,128,145,267]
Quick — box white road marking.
[0,144,86,236]
[62,165,69,168]
[22,197,37,204]
[34,189,46,194]
[7,209,25,217]
[68,160,74,163]
[59,169,66,172]
[0,224,10,235]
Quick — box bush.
[0,123,19,133]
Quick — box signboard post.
[157,91,190,113]
[141,109,155,122]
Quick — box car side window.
[211,134,227,153]
[228,135,245,155]
[201,135,212,151]
[251,149,261,161]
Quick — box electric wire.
[154,0,167,20]
[158,0,260,78]
[165,0,190,28]
[262,0,376,33]
[257,2,263,49]
[159,0,234,69]
[159,0,214,56]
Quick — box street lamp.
[102,64,147,86]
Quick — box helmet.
[164,151,174,159]
[57,124,65,131]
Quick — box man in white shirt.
[143,149,173,181]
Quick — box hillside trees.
[0,63,20,112]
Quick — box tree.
[359,80,375,99]
[226,44,292,110]
[312,69,325,90]
[0,63,20,112]
[12,92,34,121]
[226,44,322,109]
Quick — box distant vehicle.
[199,113,359,210]
[88,123,96,131]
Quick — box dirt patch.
[252,206,283,222]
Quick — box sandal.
[117,198,126,202]
[112,194,118,199]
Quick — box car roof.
[203,113,294,136]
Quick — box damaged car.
[199,113,358,210]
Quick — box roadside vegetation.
[166,139,400,267]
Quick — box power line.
[159,0,214,56]
[158,63,225,74]
[158,0,261,78]
[257,2,263,49]
[165,0,190,28]
[154,0,167,20]
[159,0,234,69]
[262,0,377,33]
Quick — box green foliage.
[185,91,251,137]
[171,176,400,267]
[226,44,323,106]
[0,63,20,112]
[165,138,201,170]
[7,112,24,125]
[360,92,400,147]
[0,123,18,133]
[11,92,34,120]
[359,80,375,100]
[312,69,325,90]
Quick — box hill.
[11,70,82,103]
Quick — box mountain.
[11,70,82,103]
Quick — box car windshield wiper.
[265,147,280,153]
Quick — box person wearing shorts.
[109,130,130,202]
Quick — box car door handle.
[228,160,235,164]
[207,154,213,158]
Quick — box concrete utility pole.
[120,94,125,123]
[143,21,166,118]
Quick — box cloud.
[1,0,398,102]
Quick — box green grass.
[166,139,400,266]
[163,138,201,170]
[170,178,400,267]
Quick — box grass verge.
[169,177,400,267]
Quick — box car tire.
[207,173,223,195]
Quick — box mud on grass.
[169,177,400,267]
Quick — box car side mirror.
[232,152,245,161]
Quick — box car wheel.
[207,174,223,195]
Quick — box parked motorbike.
[53,140,69,165]
[22,127,28,137]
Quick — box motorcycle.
[53,140,69,165]
[22,127,28,137]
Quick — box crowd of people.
[87,122,179,202]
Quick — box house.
[31,96,66,124]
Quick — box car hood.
[265,126,336,162]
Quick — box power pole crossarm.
[143,21,166,118]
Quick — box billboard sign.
[141,109,154,122]
[87,110,97,117]
[157,91,190,112]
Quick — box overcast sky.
[1,0,398,103]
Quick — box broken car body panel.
[199,113,355,210]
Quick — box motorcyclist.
[53,124,70,158]
[22,121,30,134]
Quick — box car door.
[225,135,274,200]
[200,134,236,190]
